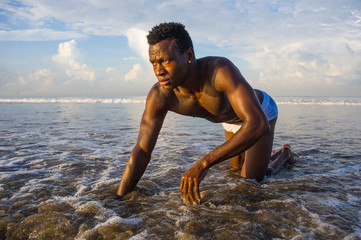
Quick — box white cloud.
[0,29,85,41]
[125,28,149,62]
[105,67,121,82]
[52,39,79,65]
[124,64,142,82]
[18,76,26,86]
[2,68,55,96]
[1,0,361,96]
[123,56,138,61]
[105,66,117,74]
[52,39,95,83]
[27,68,54,86]
[252,41,361,95]
[10,70,53,88]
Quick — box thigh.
[241,117,277,181]
[225,130,245,169]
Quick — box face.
[149,39,190,88]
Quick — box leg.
[225,130,245,170]
[265,144,295,176]
[224,117,294,180]
[269,147,283,162]
[240,117,277,181]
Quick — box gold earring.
[188,60,191,64]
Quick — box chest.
[169,88,232,119]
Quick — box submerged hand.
[179,163,208,205]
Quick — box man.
[117,22,294,205]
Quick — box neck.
[177,60,201,96]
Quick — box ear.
[185,47,195,61]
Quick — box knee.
[241,168,267,182]
[265,167,274,176]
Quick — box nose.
[154,63,165,76]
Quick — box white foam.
[0,168,49,181]
[321,197,345,208]
[347,193,361,206]
[0,97,146,104]
[74,184,89,197]
[299,204,342,236]
[96,216,142,227]
[2,96,361,105]
[275,96,361,106]
[129,230,149,240]
[344,232,361,240]
[74,214,143,240]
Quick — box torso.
[167,83,239,123]
[160,57,264,124]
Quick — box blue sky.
[0,0,360,97]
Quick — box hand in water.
[179,163,208,205]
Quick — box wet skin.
[117,38,271,204]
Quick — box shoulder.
[199,56,233,71]
[145,83,172,114]
[200,57,246,93]
[199,56,239,80]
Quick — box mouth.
[158,79,170,86]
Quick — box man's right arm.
[116,85,168,198]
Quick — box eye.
[163,59,170,64]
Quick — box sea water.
[0,96,360,239]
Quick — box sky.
[0,0,360,97]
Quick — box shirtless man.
[116,22,294,205]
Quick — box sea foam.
[1,96,361,105]
[0,97,146,104]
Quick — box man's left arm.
[180,59,270,204]
[204,59,270,163]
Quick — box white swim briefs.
[222,90,278,133]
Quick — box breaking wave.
[1,96,361,105]
[0,97,146,104]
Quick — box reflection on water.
[0,102,360,239]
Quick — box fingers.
[187,179,196,204]
[180,177,200,205]
[194,182,201,204]
[179,178,186,201]
[180,177,191,204]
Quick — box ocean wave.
[1,96,361,105]
[0,97,146,104]
[275,97,361,106]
